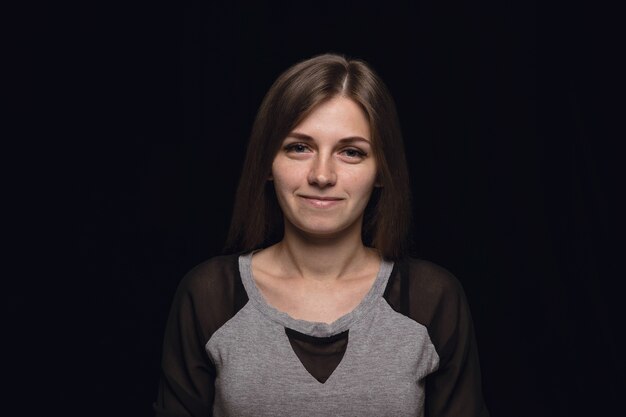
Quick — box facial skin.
[271,96,378,240]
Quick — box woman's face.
[271,96,378,239]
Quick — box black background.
[16,1,623,416]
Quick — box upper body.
[155,53,489,416]
[154,252,489,417]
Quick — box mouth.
[298,195,344,208]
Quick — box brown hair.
[225,53,412,260]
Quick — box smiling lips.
[299,195,344,209]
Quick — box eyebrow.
[287,132,371,144]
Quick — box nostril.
[307,159,337,186]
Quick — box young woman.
[154,54,489,417]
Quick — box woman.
[154,53,489,417]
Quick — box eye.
[340,148,367,159]
[284,143,311,153]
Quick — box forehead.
[290,96,371,141]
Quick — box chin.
[291,219,357,239]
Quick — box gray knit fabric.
[205,253,439,417]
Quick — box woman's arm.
[153,255,247,417]
[386,259,489,417]
[153,271,216,417]
[421,269,489,417]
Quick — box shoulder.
[385,257,471,331]
[176,253,241,294]
[167,253,249,342]
[170,253,247,316]
[399,257,465,301]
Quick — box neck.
[273,220,377,282]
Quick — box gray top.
[154,254,490,417]
[205,253,439,416]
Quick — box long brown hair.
[225,53,412,261]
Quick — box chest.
[206,301,439,417]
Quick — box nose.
[307,155,337,187]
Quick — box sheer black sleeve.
[384,258,490,417]
[153,255,247,417]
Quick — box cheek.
[344,169,378,195]
[272,177,290,199]
[271,169,301,208]
[271,159,307,190]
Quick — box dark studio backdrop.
[31,1,622,416]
